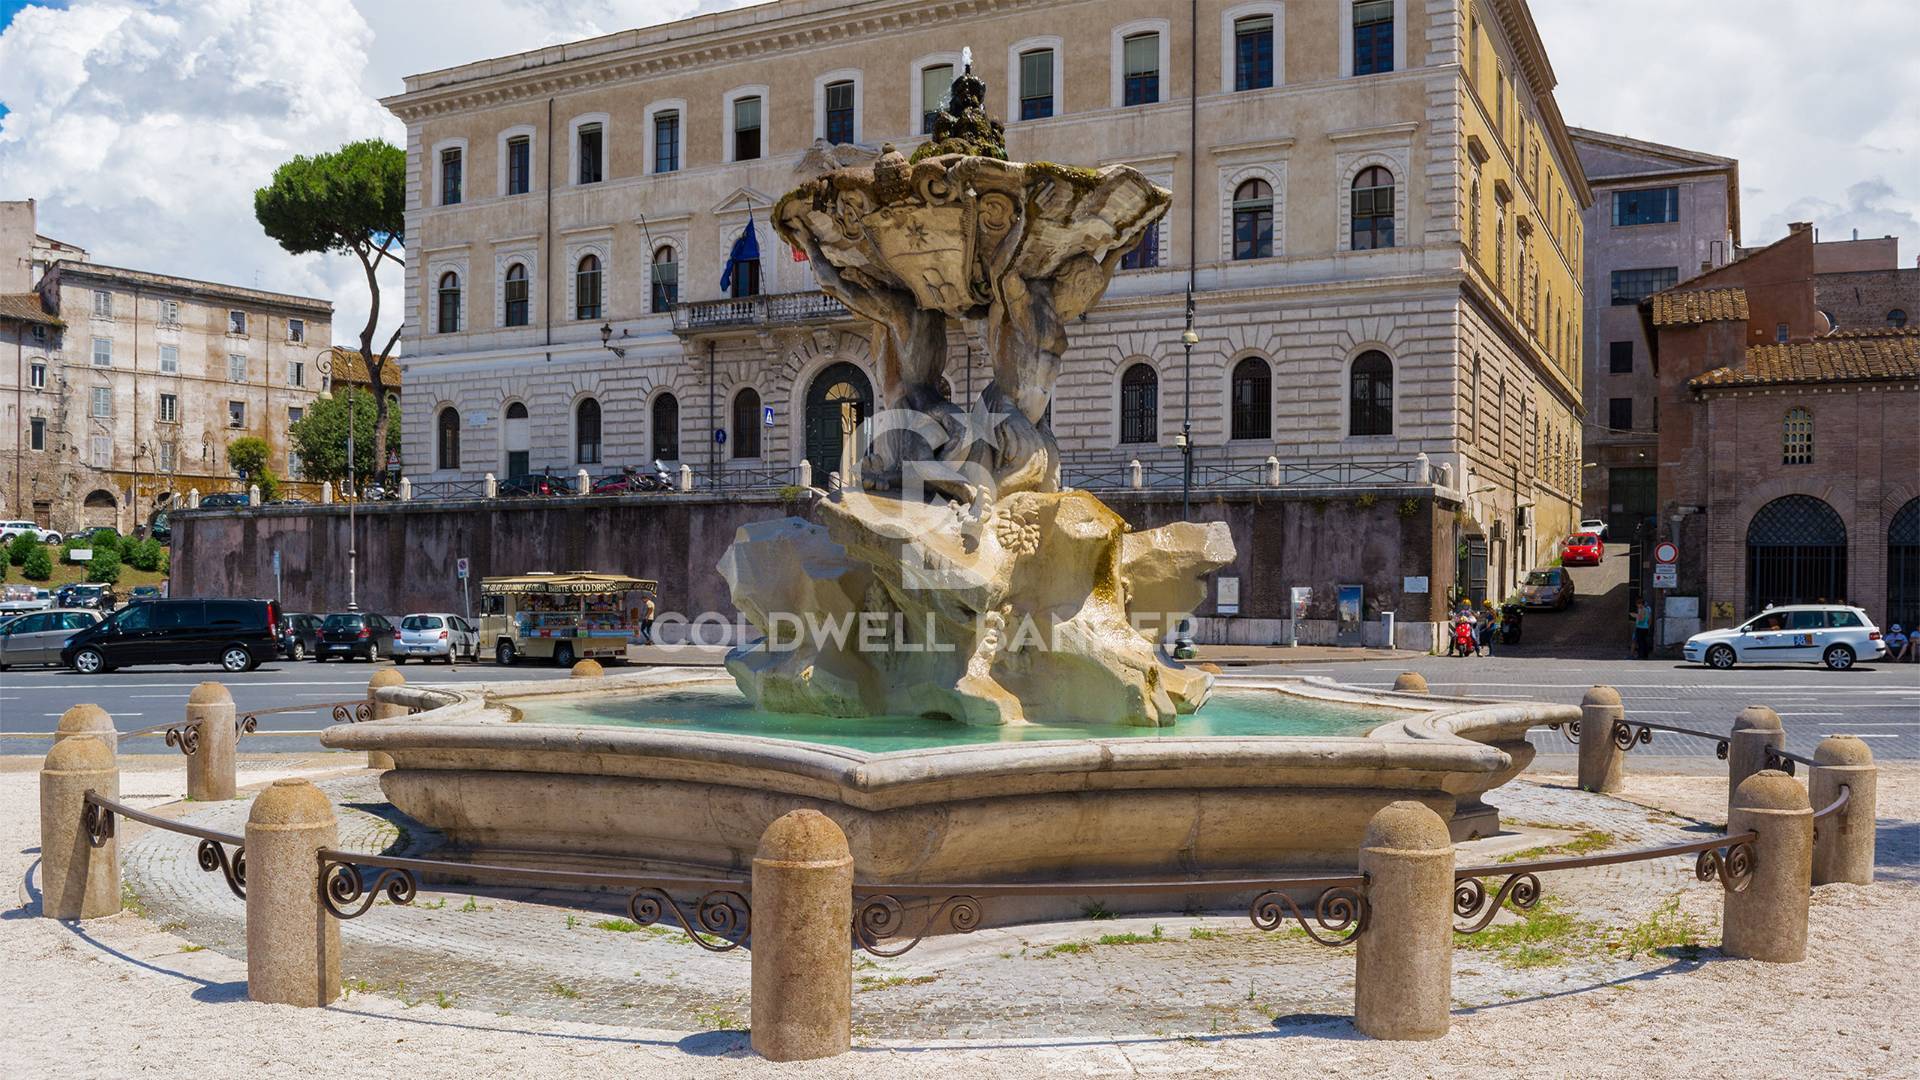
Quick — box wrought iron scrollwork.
[82,798,115,847]
[1695,839,1755,892]
[164,724,200,756]
[1763,746,1796,776]
[320,860,419,919]
[1452,873,1542,934]
[330,702,374,724]
[1249,886,1368,946]
[1546,719,1580,745]
[1715,740,1730,760]
[1611,721,1654,751]
[626,888,752,952]
[853,893,983,957]
[198,839,247,899]
[236,714,259,737]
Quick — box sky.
[0,0,1914,350]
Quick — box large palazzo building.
[386,0,1588,624]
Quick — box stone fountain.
[722,61,1232,728]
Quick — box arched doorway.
[803,362,872,482]
[83,489,118,530]
[1746,494,1847,613]
[1889,497,1920,629]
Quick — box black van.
[61,598,280,674]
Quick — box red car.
[1562,533,1604,565]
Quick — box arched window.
[503,263,529,327]
[1890,308,1909,328]
[575,398,601,465]
[1119,363,1158,444]
[502,400,530,478]
[436,272,461,333]
[436,407,460,470]
[575,254,602,320]
[1349,350,1393,436]
[651,246,678,313]
[1229,357,1271,440]
[731,388,762,459]
[1351,165,1394,250]
[1747,495,1847,612]
[1889,498,1920,629]
[651,393,679,461]
[1783,407,1813,465]
[1231,179,1273,260]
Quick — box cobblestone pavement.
[123,773,1772,1041]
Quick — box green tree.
[227,436,282,502]
[86,548,121,585]
[254,139,406,463]
[6,531,36,567]
[21,544,52,581]
[286,387,400,485]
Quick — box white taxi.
[1684,604,1886,671]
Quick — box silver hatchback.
[396,613,480,664]
[0,608,101,669]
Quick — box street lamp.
[599,322,627,359]
[320,384,358,611]
[1175,295,1199,661]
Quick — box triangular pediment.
[711,186,777,216]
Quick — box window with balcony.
[1231,179,1273,260]
[507,135,531,195]
[440,147,462,205]
[653,110,680,173]
[1352,0,1394,75]
[921,63,953,133]
[823,80,855,145]
[575,255,602,320]
[1609,267,1678,305]
[733,96,762,161]
[1018,48,1054,119]
[1350,165,1395,249]
[1122,32,1160,105]
[1234,15,1274,91]
[651,246,678,312]
[437,272,462,332]
[1119,363,1158,444]
[1611,186,1678,226]
[504,263,530,327]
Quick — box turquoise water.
[512,683,1392,752]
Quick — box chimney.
[1788,221,1812,234]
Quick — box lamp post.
[321,384,359,612]
[1175,294,1199,660]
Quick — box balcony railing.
[672,290,851,334]
[1061,456,1440,492]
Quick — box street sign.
[456,557,470,580]
[714,429,727,445]
[763,406,775,427]
[1653,564,1678,589]
[1654,541,1678,565]
[272,551,281,575]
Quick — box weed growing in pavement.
[694,1006,744,1030]
[1039,941,1093,958]
[177,944,206,953]
[434,990,456,1009]
[1188,927,1223,941]
[159,920,188,932]
[1498,830,1617,864]
[418,898,447,910]
[1611,895,1709,959]
[1455,897,1584,969]
[1079,900,1117,920]
[460,896,479,913]
[119,882,149,918]
[547,980,581,999]
[564,913,577,929]
[1095,924,1166,946]
[856,974,939,993]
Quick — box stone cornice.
[1326,121,1419,144]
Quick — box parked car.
[1578,518,1609,539]
[278,612,325,660]
[0,519,63,545]
[315,611,399,662]
[1561,533,1604,566]
[54,583,118,613]
[60,597,281,674]
[0,584,53,614]
[1518,568,1576,611]
[396,612,481,664]
[199,492,250,509]
[128,584,165,602]
[0,609,102,669]
[147,510,171,544]
[1683,605,1886,671]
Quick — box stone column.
[1809,735,1876,885]
[1722,770,1812,963]
[39,736,119,920]
[185,681,237,802]
[245,778,341,1006]
[1391,672,1428,694]
[364,669,406,770]
[53,703,117,752]
[1354,800,1454,1041]
[1577,685,1625,793]
[750,809,853,1061]
[1727,706,1785,821]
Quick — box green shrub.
[85,530,121,558]
[128,538,166,572]
[7,531,36,566]
[86,548,122,585]
[21,544,52,581]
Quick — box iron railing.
[1452,830,1758,934]
[406,478,493,501]
[83,790,246,899]
[122,699,373,756]
[1060,457,1437,492]
[671,290,851,333]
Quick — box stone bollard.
[53,703,117,752]
[571,659,604,678]
[1810,735,1877,885]
[1577,685,1625,793]
[185,681,237,802]
[245,779,341,1006]
[1727,706,1785,820]
[750,809,853,1061]
[1392,671,1428,694]
[1266,455,1281,486]
[364,669,406,770]
[1722,770,1812,963]
[247,483,261,506]
[398,477,413,501]
[678,463,694,492]
[39,736,120,920]
[1128,459,1143,489]
[320,481,333,504]
[797,459,812,489]
[1354,800,1454,1041]
[188,488,201,509]
[483,472,498,498]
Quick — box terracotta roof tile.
[1689,328,1920,389]
[0,293,61,326]
[1650,287,1749,327]
[326,345,402,389]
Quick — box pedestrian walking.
[1632,598,1653,660]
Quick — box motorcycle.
[591,462,675,495]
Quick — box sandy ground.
[2,753,1915,1080]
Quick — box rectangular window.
[289,360,305,388]
[733,96,762,161]
[289,406,303,424]
[577,122,603,184]
[1776,322,1790,343]
[1609,266,1679,306]
[158,442,174,471]
[651,257,678,313]
[1122,33,1159,105]
[1019,49,1054,119]
[92,290,112,317]
[440,147,462,205]
[228,354,247,382]
[1611,186,1679,227]
[29,362,45,389]
[159,393,179,423]
[507,135,531,194]
[1234,15,1274,91]
[823,80,855,145]
[729,256,761,299]
[653,111,679,173]
[921,64,953,133]
[91,386,112,418]
[89,435,110,468]
[1608,397,1633,431]
[159,344,178,373]
[228,309,247,335]
[1353,0,1394,75]
[1120,225,1160,270]
[287,317,305,343]
[159,299,180,324]
[91,337,112,366]
[29,416,45,451]
[1609,340,1633,374]
[228,401,246,428]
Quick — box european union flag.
[719,213,760,290]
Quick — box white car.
[1684,604,1886,671]
[395,612,481,664]
[0,520,62,545]
[0,585,53,614]
[1578,518,1608,539]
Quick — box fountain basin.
[322,669,1566,893]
